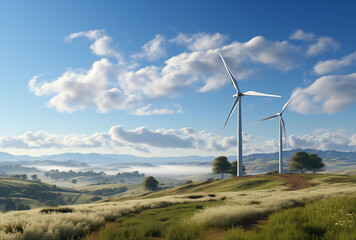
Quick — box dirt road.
[276,174,309,191]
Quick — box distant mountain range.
[0,149,355,173]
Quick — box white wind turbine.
[219,52,280,177]
[253,88,301,173]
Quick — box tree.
[212,156,232,179]
[71,179,77,188]
[21,174,28,180]
[309,153,325,173]
[184,180,193,184]
[289,151,310,173]
[289,151,326,173]
[229,161,246,176]
[31,174,37,181]
[4,198,16,211]
[142,176,159,191]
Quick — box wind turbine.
[219,52,280,177]
[253,88,301,173]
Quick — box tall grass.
[190,182,356,227]
[0,194,219,240]
[225,196,356,239]
[0,177,356,239]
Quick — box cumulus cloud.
[290,29,339,56]
[171,33,228,51]
[314,51,356,75]
[133,34,167,61]
[109,125,194,148]
[132,104,183,116]
[29,30,305,113]
[290,29,316,41]
[0,131,115,149]
[0,126,355,156]
[28,58,129,113]
[289,130,356,151]
[66,29,120,58]
[290,73,356,114]
[307,37,339,56]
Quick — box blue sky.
[0,0,355,157]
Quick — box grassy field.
[1,173,356,239]
[111,174,288,201]
[0,177,99,211]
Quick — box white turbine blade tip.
[221,98,239,134]
[250,115,278,124]
[281,87,301,113]
[218,52,240,92]
[243,91,280,98]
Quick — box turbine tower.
[219,52,280,177]
[253,88,301,173]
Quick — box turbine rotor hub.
[233,92,243,98]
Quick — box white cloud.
[132,104,183,116]
[0,131,115,149]
[28,58,125,113]
[290,73,356,114]
[109,125,194,148]
[314,51,356,75]
[29,30,305,113]
[289,130,356,151]
[66,29,120,58]
[171,33,228,51]
[307,37,339,56]
[290,29,339,56]
[290,29,315,41]
[1,126,355,156]
[134,34,167,61]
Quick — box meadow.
[0,174,356,239]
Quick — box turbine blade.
[219,52,240,92]
[243,91,280,98]
[280,116,288,148]
[250,115,278,124]
[221,98,239,134]
[281,87,301,113]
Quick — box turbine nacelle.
[232,93,243,98]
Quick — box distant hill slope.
[0,149,355,174]
[243,148,356,174]
[0,177,95,211]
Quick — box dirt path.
[275,174,309,191]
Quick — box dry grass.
[190,181,356,227]
[0,194,220,240]
[1,175,356,239]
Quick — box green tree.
[289,151,310,173]
[289,151,326,173]
[229,161,246,176]
[212,156,232,179]
[4,198,16,211]
[71,179,77,188]
[21,174,28,180]
[142,176,159,191]
[184,180,193,184]
[31,174,37,181]
[309,153,325,173]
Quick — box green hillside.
[1,172,356,240]
[0,177,95,211]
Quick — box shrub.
[40,207,73,214]
[184,180,193,184]
[142,176,159,191]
